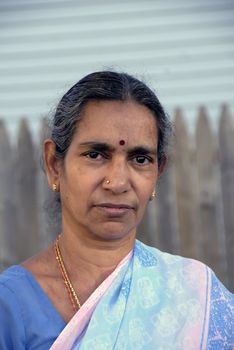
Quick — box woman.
[0,71,233,349]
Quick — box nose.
[103,157,131,194]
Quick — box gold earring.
[150,190,156,201]
[52,183,57,192]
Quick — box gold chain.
[54,235,81,311]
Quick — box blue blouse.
[0,265,66,350]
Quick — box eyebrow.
[79,142,115,152]
[128,146,157,156]
[78,142,157,155]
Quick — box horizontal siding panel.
[2,6,234,28]
[1,82,234,107]
[0,0,234,130]
[1,98,233,120]
[1,0,234,16]
[1,25,234,56]
[1,10,234,37]
[1,20,234,45]
[1,39,233,56]
[1,59,234,88]
[1,46,233,77]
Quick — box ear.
[158,156,167,179]
[43,138,61,189]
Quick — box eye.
[132,155,153,165]
[86,151,102,159]
[83,150,110,161]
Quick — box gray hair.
[51,71,172,166]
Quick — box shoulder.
[0,265,32,302]
[134,240,209,313]
[135,240,234,347]
[135,240,233,294]
[0,264,29,285]
[0,265,36,299]
[0,264,66,349]
[135,239,208,280]
[0,265,35,318]
[0,266,27,349]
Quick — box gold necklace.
[54,235,81,312]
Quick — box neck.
[58,227,135,284]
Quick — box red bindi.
[119,140,125,146]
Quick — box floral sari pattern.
[51,240,234,350]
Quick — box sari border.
[200,266,211,350]
[50,249,133,350]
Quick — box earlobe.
[43,139,60,188]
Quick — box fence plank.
[37,118,59,249]
[137,156,179,252]
[173,109,199,259]
[14,119,40,262]
[137,199,159,247]
[156,161,179,254]
[196,107,227,282]
[219,105,234,291]
[0,120,17,269]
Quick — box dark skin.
[22,100,165,323]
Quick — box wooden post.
[37,117,60,248]
[173,108,199,259]
[14,119,40,262]
[0,120,17,270]
[196,107,227,282]
[219,105,234,291]
[137,148,179,253]
[155,160,179,254]
[137,200,160,247]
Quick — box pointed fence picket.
[219,105,234,291]
[173,108,199,259]
[196,107,227,283]
[0,107,233,291]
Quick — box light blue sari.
[52,240,234,350]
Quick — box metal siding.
[0,0,234,132]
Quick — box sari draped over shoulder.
[50,240,234,350]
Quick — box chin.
[91,222,136,241]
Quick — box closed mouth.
[94,203,134,217]
[95,203,133,209]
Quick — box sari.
[50,240,234,350]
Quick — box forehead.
[74,100,158,147]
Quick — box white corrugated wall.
[1,0,234,135]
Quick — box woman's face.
[56,100,162,241]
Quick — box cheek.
[136,169,157,190]
[63,170,97,205]
[136,181,154,204]
[60,182,86,217]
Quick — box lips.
[96,203,133,209]
[94,203,134,217]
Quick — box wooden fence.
[0,106,234,292]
